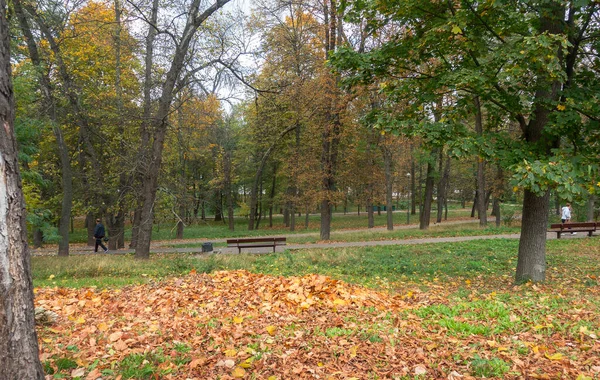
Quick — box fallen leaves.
[35,270,600,379]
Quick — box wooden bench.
[549,222,597,238]
[226,237,286,253]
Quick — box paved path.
[32,223,591,256]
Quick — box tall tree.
[333,0,600,282]
[0,0,45,375]
[133,0,232,259]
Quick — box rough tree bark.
[0,1,45,374]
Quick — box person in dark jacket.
[93,218,108,253]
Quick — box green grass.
[162,223,521,248]
[33,234,600,379]
[32,237,600,289]
[66,207,495,243]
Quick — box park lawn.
[163,223,521,248]
[66,207,494,244]
[33,238,600,379]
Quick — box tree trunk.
[33,229,43,248]
[587,196,595,222]
[410,156,416,215]
[176,204,185,239]
[0,4,45,372]
[224,151,235,231]
[474,96,488,226]
[493,197,501,227]
[383,147,394,230]
[436,152,450,224]
[516,190,550,282]
[305,205,310,229]
[420,151,437,230]
[367,200,374,228]
[86,212,96,246]
[214,190,223,222]
[269,163,277,228]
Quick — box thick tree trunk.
[516,190,550,282]
[0,4,45,373]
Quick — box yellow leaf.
[451,25,462,34]
[464,279,471,285]
[333,299,347,306]
[577,375,592,380]
[224,349,237,357]
[48,274,55,280]
[266,325,277,336]
[239,358,253,368]
[317,362,324,367]
[232,367,246,378]
[545,352,564,360]
[74,317,86,324]
[42,338,52,343]
[268,377,277,380]
[350,345,358,358]
[233,316,244,324]
[97,322,108,331]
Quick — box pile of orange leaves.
[35,270,600,379]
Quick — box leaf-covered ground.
[36,268,600,379]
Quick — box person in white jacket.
[561,203,576,235]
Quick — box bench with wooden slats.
[548,222,597,238]
[226,237,286,253]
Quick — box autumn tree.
[333,0,600,282]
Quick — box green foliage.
[332,0,600,201]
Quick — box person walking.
[93,218,109,253]
[561,203,576,235]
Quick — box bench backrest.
[227,237,286,244]
[550,222,597,229]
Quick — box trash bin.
[202,242,213,252]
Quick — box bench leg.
[238,247,241,254]
[557,232,561,239]
[589,231,593,237]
